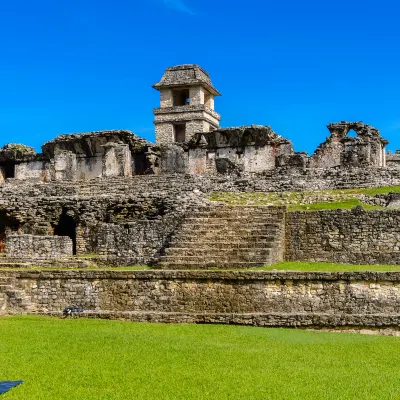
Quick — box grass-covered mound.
[0,316,399,399]
[209,185,400,211]
[252,261,400,272]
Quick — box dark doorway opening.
[0,211,18,253]
[2,162,15,179]
[174,124,186,143]
[54,211,77,255]
[133,153,147,175]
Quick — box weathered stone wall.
[155,123,174,145]
[96,216,185,265]
[308,122,387,169]
[2,270,400,330]
[0,173,400,265]
[102,143,132,178]
[14,160,49,182]
[387,153,400,168]
[75,157,103,180]
[6,235,73,260]
[285,208,400,264]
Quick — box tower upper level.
[153,65,221,144]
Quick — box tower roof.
[153,64,221,96]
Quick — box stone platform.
[2,269,400,330]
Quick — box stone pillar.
[189,86,204,105]
[102,143,132,178]
[382,146,386,167]
[160,89,173,108]
[54,150,77,181]
[188,148,207,175]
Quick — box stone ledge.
[2,269,400,281]
[33,311,400,329]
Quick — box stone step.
[176,225,282,233]
[177,223,281,232]
[181,218,283,225]
[174,230,281,239]
[160,253,271,263]
[189,211,285,218]
[164,248,272,257]
[0,262,31,268]
[158,261,267,269]
[167,238,276,247]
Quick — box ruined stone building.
[0,64,394,184]
[1,64,400,331]
[0,64,399,269]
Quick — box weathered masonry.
[2,270,400,332]
[0,64,397,183]
[1,63,400,333]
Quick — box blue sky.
[0,0,399,154]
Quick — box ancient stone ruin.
[0,64,395,182]
[1,64,400,332]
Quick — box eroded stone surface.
[2,270,400,330]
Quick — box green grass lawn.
[287,198,385,211]
[253,261,400,272]
[209,185,400,211]
[0,316,399,399]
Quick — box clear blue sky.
[1,0,399,154]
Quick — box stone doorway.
[0,211,18,253]
[54,211,77,255]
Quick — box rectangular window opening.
[3,163,15,179]
[174,124,186,143]
[173,89,190,106]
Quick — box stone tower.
[153,64,221,144]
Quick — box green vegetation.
[253,261,400,272]
[287,199,386,211]
[0,316,399,399]
[209,185,400,211]
[1,263,399,272]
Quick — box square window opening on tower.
[173,89,190,106]
[174,124,186,143]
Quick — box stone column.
[382,146,387,167]
[54,150,77,181]
[102,143,132,178]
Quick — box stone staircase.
[158,206,286,269]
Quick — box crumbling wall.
[102,143,132,178]
[6,234,73,260]
[3,270,400,330]
[308,122,387,169]
[387,152,400,168]
[54,150,77,181]
[285,208,400,264]
[41,130,150,181]
[96,216,184,265]
[186,126,293,175]
[160,145,187,174]
[15,160,49,182]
